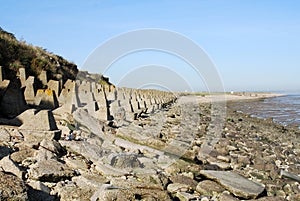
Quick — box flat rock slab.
[199,170,265,199]
[28,159,75,182]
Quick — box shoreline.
[181,92,285,104]
[0,92,299,200]
[177,92,285,107]
[194,100,300,199]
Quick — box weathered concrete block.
[19,110,58,131]
[94,90,107,106]
[84,98,109,121]
[19,68,26,87]
[78,91,94,106]
[47,80,60,98]
[109,100,120,119]
[95,105,109,121]
[78,81,91,93]
[0,80,28,117]
[35,89,59,109]
[24,76,36,105]
[58,79,76,105]
[54,92,78,115]
[38,70,48,86]
[106,91,116,101]
[119,99,133,113]
[91,82,96,92]
[130,99,140,113]
[57,80,79,112]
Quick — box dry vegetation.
[0,27,78,82]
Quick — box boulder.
[72,174,109,190]
[0,156,24,179]
[170,174,198,190]
[27,180,55,201]
[55,79,78,114]
[199,170,265,199]
[280,170,300,182]
[0,171,28,200]
[10,147,35,163]
[40,139,65,157]
[64,157,89,170]
[206,156,231,170]
[53,181,94,201]
[35,139,66,161]
[28,159,75,182]
[90,184,122,201]
[196,180,224,196]
[35,148,57,162]
[167,183,190,193]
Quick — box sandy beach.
[178,93,284,106]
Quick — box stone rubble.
[0,68,299,200]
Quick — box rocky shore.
[0,93,299,201]
[2,27,298,201]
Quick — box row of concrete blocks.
[0,67,177,122]
[54,79,177,122]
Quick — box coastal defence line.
[0,66,177,130]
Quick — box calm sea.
[230,94,300,129]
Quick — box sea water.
[231,94,300,129]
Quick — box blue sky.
[1,0,300,92]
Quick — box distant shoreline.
[178,92,285,104]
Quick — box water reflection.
[230,95,300,128]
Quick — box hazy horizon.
[1,1,299,92]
